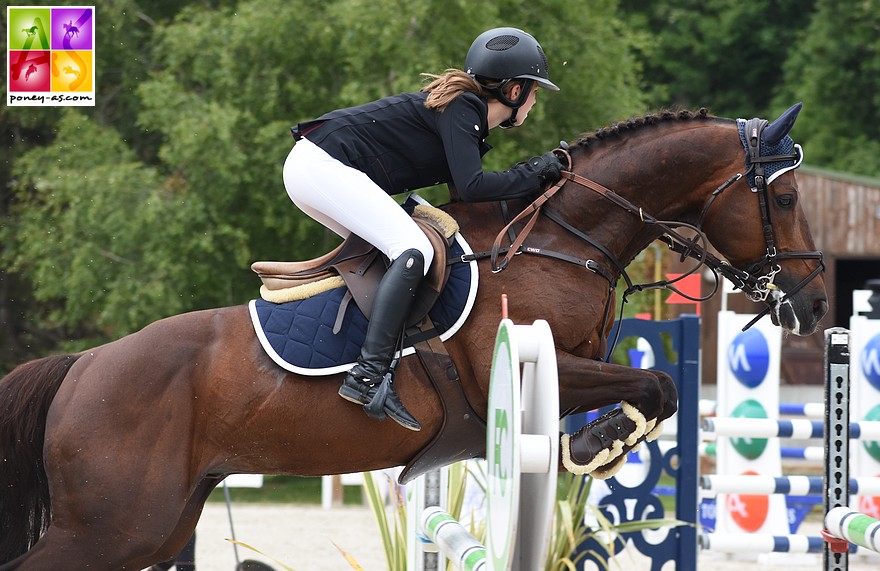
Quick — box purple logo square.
[51,7,93,50]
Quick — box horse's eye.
[776,194,795,209]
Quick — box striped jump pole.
[700,475,880,496]
[780,402,826,417]
[699,399,825,418]
[701,417,880,440]
[422,507,486,571]
[780,446,825,462]
[699,532,827,554]
[700,441,826,462]
[824,507,880,554]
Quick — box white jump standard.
[414,318,559,571]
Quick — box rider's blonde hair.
[422,69,525,111]
[423,68,530,112]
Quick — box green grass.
[208,472,679,512]
[207,475,363,505]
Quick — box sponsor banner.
[714,311,787,534]
[849,306,880,517]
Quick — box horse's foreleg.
[554,352,678,479]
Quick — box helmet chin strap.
[499,107,521,129]
[479,78,534,129]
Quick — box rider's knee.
[392,236,433,276]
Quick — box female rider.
[283,27,563,431]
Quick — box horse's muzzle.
[772,287,828,336]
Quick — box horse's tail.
[0,354,80,564]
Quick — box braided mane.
[573,107,712,148]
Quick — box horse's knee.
[628,371,665,417]
[654,371,678,420]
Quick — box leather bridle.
[486,126,825,332]
[713,118,825,327]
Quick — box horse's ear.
[763,102,803,145]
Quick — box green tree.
[772,0,880,177]
[620,0,816,118]
[2,0,646,373]
[0,0,228,371]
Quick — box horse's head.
[700,103,827,335]
[556,104,826,337]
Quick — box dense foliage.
[1,0,877,372]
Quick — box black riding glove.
[527,152,564,185]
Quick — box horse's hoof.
[590,447,632,479]
[645,418,663,441]
[561,434,610,475]
[579,423,665,480]
[585,417,666,479]
[619,402,648,445]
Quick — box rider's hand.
[527,152,564,185]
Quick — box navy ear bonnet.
[737,102,804,189]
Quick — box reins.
[489,145,750,301]
[481,134,824,348]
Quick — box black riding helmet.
[465,27,559,128]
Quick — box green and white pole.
[824,506,880,553]
[421,507,487,571]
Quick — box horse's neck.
[569,129,739,267]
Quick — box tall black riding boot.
[338,249,424,431]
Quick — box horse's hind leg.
[24,426,211,568]
[137,476,223,569]
[0,523,154,571]
[6,477,220,571]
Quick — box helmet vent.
[536,45,549,73]
[486,35,519,51]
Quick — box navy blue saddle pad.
[248,235,478,375]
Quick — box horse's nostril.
[814,298,829,319]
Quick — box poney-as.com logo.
[7,6,95,107]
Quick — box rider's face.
[512,83,538,126]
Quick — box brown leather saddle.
[251,204,487,483]
[251,206,456,326]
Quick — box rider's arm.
[438,94,551,202]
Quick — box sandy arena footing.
[160,503,880,571]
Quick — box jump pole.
[701,417,880,440]
[700,475,880,496]
[824,507,880,553]
[419,318,559,570]
[421,507,486,571]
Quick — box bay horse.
[0,106,827,570]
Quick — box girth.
[398,318,487,484]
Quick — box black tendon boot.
[338,249,423,431]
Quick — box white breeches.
[282,138,433,273]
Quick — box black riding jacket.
[291,91,544,202]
